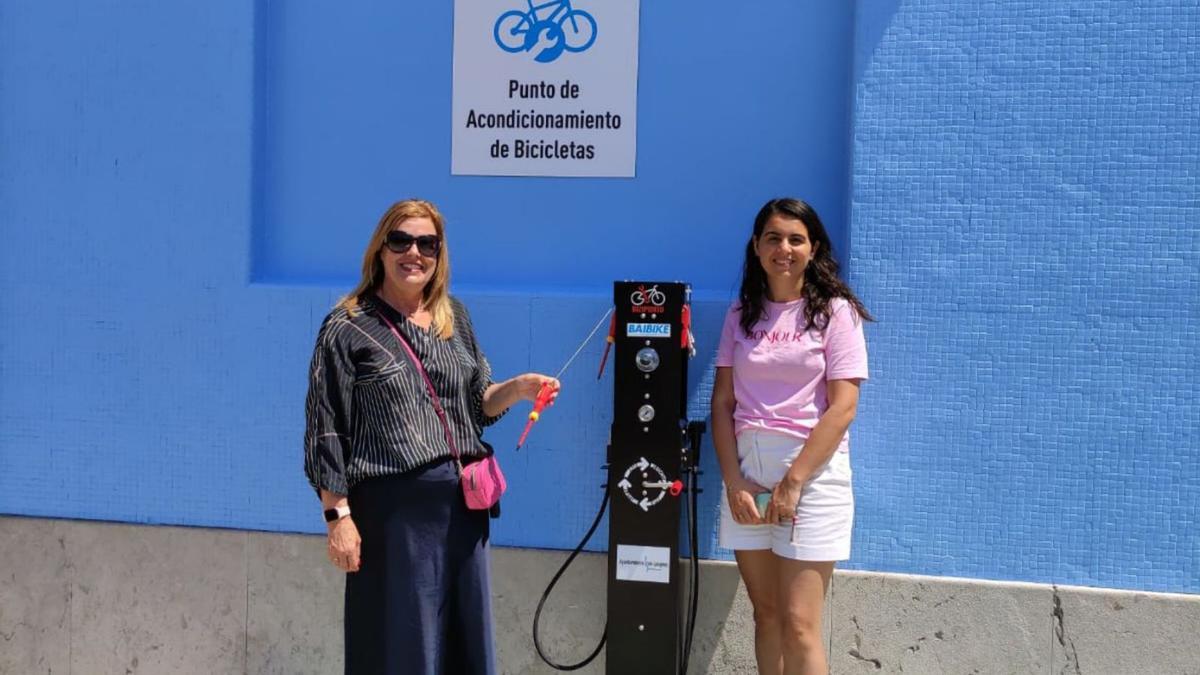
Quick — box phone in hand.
[754,492,771,518]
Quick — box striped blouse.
[303,294,505,495]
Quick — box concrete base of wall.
[2,516,1197,674]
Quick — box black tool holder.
[605,281,702,674]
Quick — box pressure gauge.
[635,347,660,373]
[637,404,656,422]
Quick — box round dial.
[637,404,656,422]
[635,347,660,373]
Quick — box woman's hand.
[513,373,560,403]
[763,476,804,526]
[482,374,561,418]
[327,516,361,573]
[726,475,768,525]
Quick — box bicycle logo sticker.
[494,0,597,63]
[630,284,666,312]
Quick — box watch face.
[323,509,339,522]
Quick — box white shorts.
[718,428,854,561]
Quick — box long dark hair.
[738,198,874,336]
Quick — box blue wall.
[0,1,853,551]
[1,1,1196,594]
[848,1,1199,592]
[252,1,854,289]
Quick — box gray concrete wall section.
[829,572,1051,674]
[2,517,1198,674]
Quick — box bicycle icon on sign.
[630,284,666,307]
[493,0,597,64]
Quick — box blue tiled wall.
[847,1,1199,592]
[1,1,1196,594]
[0,2,850,562]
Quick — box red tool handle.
[530,381,556,418]
[680,303,691,350]
[515,381,557,450]
[596,313,617,380]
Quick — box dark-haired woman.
[712,198,873,674]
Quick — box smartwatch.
[323,505,351,523]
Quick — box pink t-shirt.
[716,297,869,449]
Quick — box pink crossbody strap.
[377,311,463,468]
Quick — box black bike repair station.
[534,281,706,674]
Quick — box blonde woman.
[304,199,557,674]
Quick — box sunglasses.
[384,231,441,257]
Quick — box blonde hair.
[337,199,455,339]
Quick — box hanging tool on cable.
[515,306,614,452]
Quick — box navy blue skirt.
[345,458,495,675]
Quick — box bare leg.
[777,559,834,675]
[735,549,783,675]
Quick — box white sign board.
[451,0,640,177]
[615,544,670,584]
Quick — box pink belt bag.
[460,453,507,510]
[381,312,506,511]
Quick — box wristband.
[323,505,351,523]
